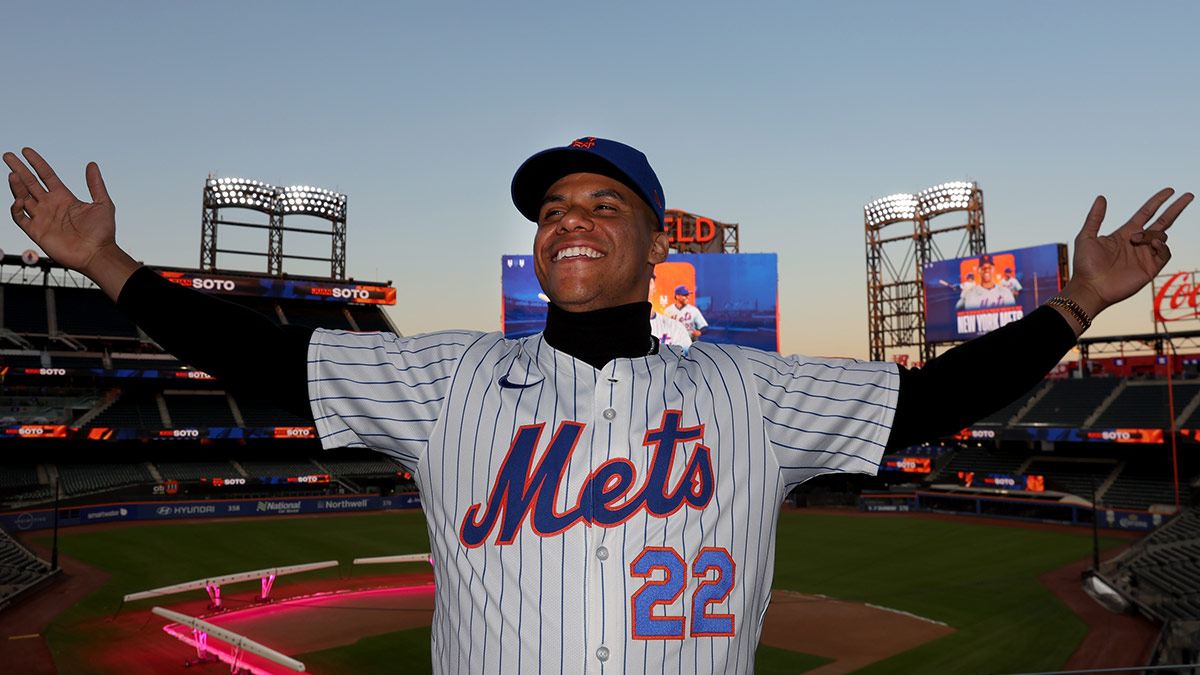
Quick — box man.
[5,139,1191,673]
[665,285,708,340]
[1000,266,1024,297]
[957,253,1017,310]
[649,272,691,351]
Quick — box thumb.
[1077,195,1106,240]
[85,162,111,205]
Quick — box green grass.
[297,626,435,675]
[36,512,430,673]
[772,512,1127,674]
[37,510,1126,674]
[294,627,835,674]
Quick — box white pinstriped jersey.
[308,329,898,674]
[650,311,692,351]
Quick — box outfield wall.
[0,493,421,532]
[859,491,1167,531]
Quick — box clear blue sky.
[4,1,1197,359]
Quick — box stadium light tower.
[864,181,985,363]
[201,178,349,279]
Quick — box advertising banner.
[1153,270,1200,324]
[881,457,932,473]
[0,425,317,442]
[0,493,422,531]
[158,270,396,306]
[502,253,779,351]
[922,244,1066,342]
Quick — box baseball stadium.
[1,172,1198,675]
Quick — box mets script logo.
[569,137,597,149]
[459,411,713,547]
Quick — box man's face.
[674,293,689,308]
[533,173,668,312]
[979,262,994,286]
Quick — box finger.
[3,152,47,199]
[1077,195,1106,239]
[1152,239,1171,264]
[1117,188,1174,235]
[10,196,31,229]
[21,148,73,196]
[1147,192,1194,232]
[85,162,111,204]
[1132,230,1167,245]
[8,170,29,200]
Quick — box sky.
[3,0,1197,360]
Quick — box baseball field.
[15,508,1138,674]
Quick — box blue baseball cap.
[511,137,666,228]
[978,254,995,267]
[674,285,691,296]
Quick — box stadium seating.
[972,388,1046,427]
[86,390,165,429]
[1017,378,1123,427]
[238,459,323,478]
[2,285,49,335]
[1103,460,1186,511]
[321,456,405,476]
[1091,382,1200,429]
[348,306,396,332]
[279,300,355,331]
[155,460,243,481]
[51,287,140,339]
[163,393,239,428]
[57,462,155,495]
[0,527,53,603]
[936,446,1028,478]
[1026,459,1116,499]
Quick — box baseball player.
[649,273,691,351]
[956,254,1017,310]
[999,267,1024,297]
[664,285,708,340]
[5,141,1191,673]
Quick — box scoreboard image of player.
[501,253,779,351]
[922,243,1067,343]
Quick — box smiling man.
[4,138,1191,674]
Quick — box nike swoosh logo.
[498,375,540,389]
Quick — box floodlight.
[917,181,975,218]
[864,193,918,228]
[281,184,347,219]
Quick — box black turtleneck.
[543,301,656,369]
[117,265,1075,451]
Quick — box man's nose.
[557,205,595,232]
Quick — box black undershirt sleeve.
[116,266,314,420]
[885,305,1078,451]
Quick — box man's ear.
[648,229,670,264]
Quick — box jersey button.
[596,646,610,662]
[596,546,609,561]
[602,408,617,421]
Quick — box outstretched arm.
[5,148,140,300]
[887,188,1193,449]
[6,148,314,418]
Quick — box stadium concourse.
[1,254,1200,671]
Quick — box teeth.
[554,246,604,262]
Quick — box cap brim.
[512,148,653,223]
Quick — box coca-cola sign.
[1153,271,1200,323]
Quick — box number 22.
[630,547,735,639]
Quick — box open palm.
[5,148,117,274]
[1068,189,1193,313]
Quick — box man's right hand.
[5,148,140,301]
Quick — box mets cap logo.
[569,137,597,149]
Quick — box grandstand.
[0,255,411,511]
